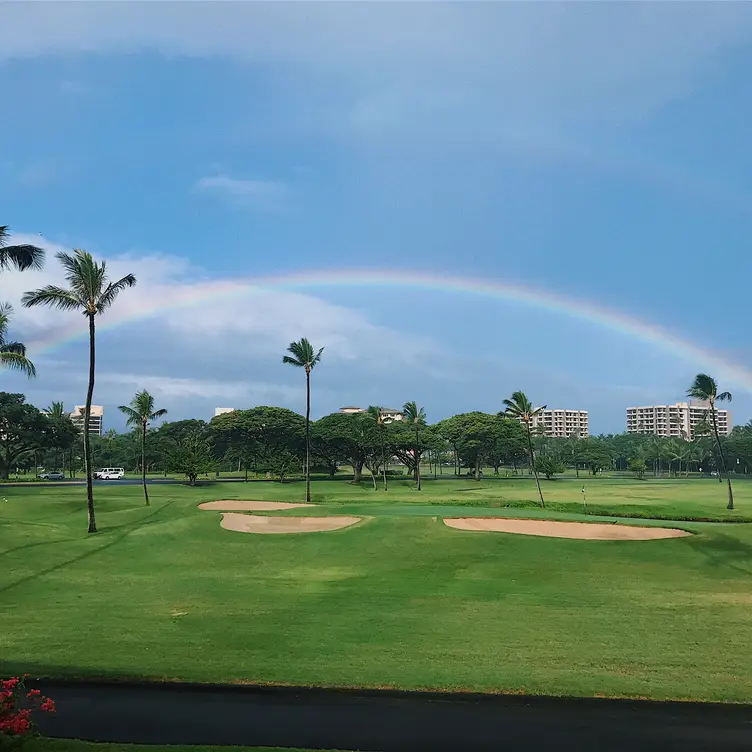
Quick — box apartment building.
[626,401,731,440]
[70,405,104,436]
[214,407,235,417]
[338,406,404,422]
[531,409,589,439]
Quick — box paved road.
[35,681,752,751]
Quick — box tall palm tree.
[0,304,36,377]
[119,390,167,506]
[503,391,546,508]
[403,401,426,491]
[0,225,44,271]
[23,249,136,532]
[282,338,324,503]
[687,373,734,509]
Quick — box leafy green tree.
[167,430,214,486]
[367,406,390,490]
[0,392,50,479]
[486,417,528,475]
[283,338,324,503]
[503,391,546,507]
[536,453,566,480]
[437,412,499,480]
[627,451,647,479]
[579,437,614,476]
[400,401,427,489]
[310,412,375,479]
[23,249,136,533]
[118,390,167,506]
[687,373,734,509]
[0,304,36,377]
[44,401,79,473]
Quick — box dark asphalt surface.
[34,681,752,751]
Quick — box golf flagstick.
[582,485,587,514]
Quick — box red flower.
[26,689,41,698]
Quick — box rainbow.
[29,268,752,393]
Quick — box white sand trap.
[198,500,308,512]
[220,512,361,535]
[443,517,691,541]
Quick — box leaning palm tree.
[23,249,136,532]
[119,390,167,506]
[0,225,44,272]
[687,373,734,509]
[403,401,426,491]
[503,391,546,508]
[0,303,36,377]
[282,338,324,503]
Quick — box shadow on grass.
[687,532,752,576]
[0,499,179,595]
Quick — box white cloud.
[194,174,288,211]
[0,233,442,420]
[2,2,751,128]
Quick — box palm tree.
[0,304,36,377]
[503,391,546,508]
[403,401,426,491]
[23,249,137,532]
[0,225,44,272]
[282,338,324,503]
[687,373,734,509]
[119,390,167,506]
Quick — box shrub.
[0,676,55,743]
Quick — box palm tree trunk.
[527,424,545,508]
[305,369,311,503]
[142,421,150,506]
[710,403,734,510]
[415,425,421,491]
[84,313,97,533]
[382,433,388,491]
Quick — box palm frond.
[0,351,36,377]
[0,341,27,356]
[97,274,137,312]
[22,286,82,311]
[0,227,45,271]
[687,373,716,401]
[118,405,141,427]
[717,391,732,403]
[151,408,168,420]
[282,354,304,367]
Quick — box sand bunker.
[198,500,308,512]
[443,517,691,541]
[219,512,361,535]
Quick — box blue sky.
[1,2,751,433]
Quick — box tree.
[579,437,614,476]
[0,393,50,479]
[536,453,566,480]
[283,338,324,503]
[367,406,390,490]
[0,304,36,377]
[44,401,79,473]
[687,373,734,509]
[486,418,528,475]
[167,430,214,486]
[118,390,167,506]
[503,391,546,508]
[0,225,44,272]
[23,249,137,533]
[437,412,500,480]
[627,452,647,480]
[401,401,427,490]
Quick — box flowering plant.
[0,676,55,743]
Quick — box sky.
[1,1,752,434]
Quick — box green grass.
[23,741,337,752]
[2,477,752,702]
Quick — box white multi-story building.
[531,409,589,438]
[338,406,404,422]
[626,401,731,440]
[214,407,235,417]
[71,405,104,436]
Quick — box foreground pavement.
[35,680,752,751]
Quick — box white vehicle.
[95,467,125,480]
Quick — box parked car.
[37,471,65,481]
[94,467,125,480]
